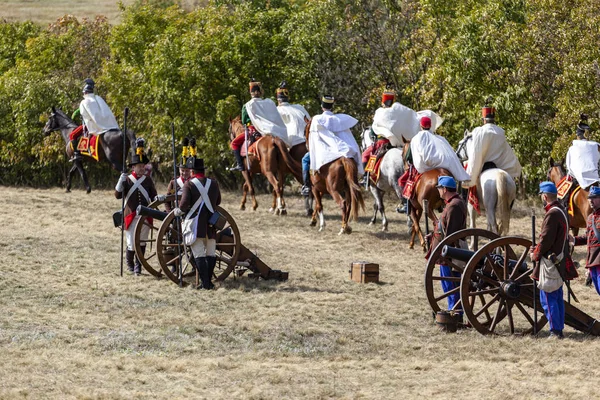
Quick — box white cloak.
[277,102,310,147]
[245,98,291,146]
[410,130,471,181]
[464,123,522,188]
[309,111,363,174]
[566,140,600,189]
[80,93,119,134]
[372,102,444,145]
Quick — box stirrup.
[230,164,244,171]
[301,185,311,196]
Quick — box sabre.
[244,126,250,171]
[171,122,183,287]
[423,199,430,252]
[119,107,129,277]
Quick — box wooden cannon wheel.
[156,206,242,287]
[424,228,500,314]
[460,236,548,335]
[133,195,175,278]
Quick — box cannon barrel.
[136,205,168,221]
[441,245,528,272]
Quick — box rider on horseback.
[565,114,600,190]
[230,79,263,171]
[360,88,394,185]
[69,78,119,162]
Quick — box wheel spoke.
[514,301,535,326]
[478,294,493,322]
[474,293,501,319]
[434,286,460,302]
[446,261,464,274]
[503,245,509,280]
[509,246,530,280]
[485,257,504,282]
[489,298,505,333]
[507,301,515,334]
[145,252,157,261]
[431,276,461,282]
[472,269,501,287]
[468,287,499,296]
[513,268,535,283]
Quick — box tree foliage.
[0,0,598,191]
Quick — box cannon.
[424,228,600,336]
[133,195,288,287]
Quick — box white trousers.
[125,215,150,251]
[190,236,216,258]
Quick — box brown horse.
[229,116,302,214]
[547,158,591,235]
[304,119,365,234]
[402,143,448,251]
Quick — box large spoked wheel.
[424,228,500,314]
[460,236,547,336]
[156,206,242,286]
[134,195,174,278]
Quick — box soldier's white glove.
[115,173,128,192]
[155,194,166,202]
[173,208,184,217]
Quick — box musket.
[171,123,183,287]
[531,209,537,335]
[119,107,129,277]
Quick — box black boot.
[396,197,407,214]
[301,168,311,196]
[194,257,208,289]
[125,250,135,273]
[134,246,145,276]
[205,256,216,290]
[231,149,244,171]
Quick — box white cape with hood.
[372,102,444,145]
[80,93,119,134]
[464,123,522,187]
[245,98,291,146]
[566,139,600,189]
[309,111,364,174]
[277,102,310,147]
[411,130,471,181]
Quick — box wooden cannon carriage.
[424,228,600,336]
[131,195,288,287]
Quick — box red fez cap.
[420,116,432,129]
[482,106,496,119]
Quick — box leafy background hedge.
[1,0,599,191]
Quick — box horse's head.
[43,107,75,136]
[547,157,566,183]
[228,116,244,141]
[456,129,472,162]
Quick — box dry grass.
[0,0,204,24]
[0,184,598,399]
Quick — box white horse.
[360,128,405,231]
[456,131,516,237]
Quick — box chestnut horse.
[304,119,365,234]
[402,143,448,251]
[547,158,591,235]
[229,116,302,215]
[43,107,135,193]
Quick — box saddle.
[557,175,580,217]
[465,162,496,215]
[365,148,388,184]
[74,134,101,161]
[240,131,263,159]
[401,167,422,200]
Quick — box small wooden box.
[349,262,379,283]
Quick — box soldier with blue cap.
[531,181,570,339]
[430,175,467,314]
[573,185,600,296]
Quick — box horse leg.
[331,190,348,235]
[269,188,277,214]
[408,204,419,249]
[264,170,283,216]
[66,164,77,193]
[304,194,314,217]
[376,187,388,232]
[243,170,258,211]
[240,181,248,210]
[75,160,91,193]
[468,203,477,250]
[415,208,427,252]
[368,185,377,226]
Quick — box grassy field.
[0,0,203,24]
[0,184,599,399]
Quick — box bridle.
[456,134,471,162]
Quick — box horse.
[546,158,591,235]
[228,116,303,215]
[304,119,365,234]
[42,107,135,193]
[456,132,516,238]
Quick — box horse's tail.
[342,157,365,221]
[272,136,303,183]
[496,170,515,235]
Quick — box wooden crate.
[349,262,379,283]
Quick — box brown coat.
[532,201,569,262]
[179,176,221,240]
[430,193,467,261]
[165,177,185,212]
[574,208,600,268]
[115,174,158,219]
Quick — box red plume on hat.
[381,82,395,106]
[482,96,496,120]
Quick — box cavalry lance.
[119,107,129,277]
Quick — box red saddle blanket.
[468,186,481,214]
[72,134,100,161]
[557,176,579,217]
[401,169,422,200]
[240,137,262,160]
[365,155,384,184]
